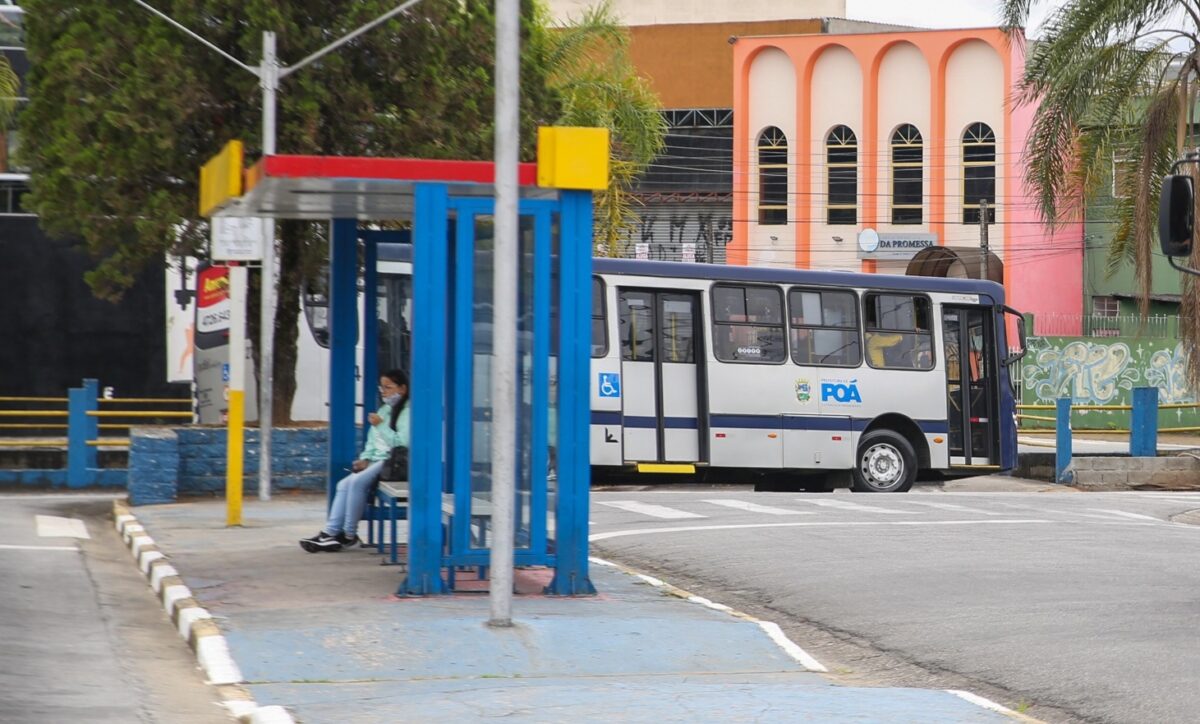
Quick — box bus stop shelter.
[203,129,606,596]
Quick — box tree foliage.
[1003,0,1200,389]
[20,0,660,420]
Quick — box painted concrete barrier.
[1068,455,1200,490]
[128,426,329,504]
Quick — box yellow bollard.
[226,390,244,527]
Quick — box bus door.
[617,289,703,463]
[942,306,998,466]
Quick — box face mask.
[384,392,404,407]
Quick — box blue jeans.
[324,460,384,537]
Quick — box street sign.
[211,216,266,262]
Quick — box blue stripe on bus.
[591,410,622,425]
[594,411,951,435]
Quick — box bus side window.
[712,284,786,363]
[619,290,655,362]
[863,293,934,371]
[788,288,861,367]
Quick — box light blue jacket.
[360,402,410,462]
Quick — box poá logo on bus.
[821,378,863,405]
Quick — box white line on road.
[590,519,1053,541]
[35,515,90,539]
[794,498,911,514]
[702,499,815,516]
[0,543,77,551]
[0,493,123,500]
[1086,509,1161,522]
[597,501,707,519]
[899,500,1002,516]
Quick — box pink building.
[730,27,1083,326]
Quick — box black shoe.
[337,531,361,547]
[299,531,343,553]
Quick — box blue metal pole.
[1055,397,1073,484]
[547,190,596,596]
[399,182,448,596]
[66,380,98,488]
[1130,386,1159,457]
[328,219,360,510]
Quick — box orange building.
[729,28,1085,323]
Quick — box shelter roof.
[216,154,550,221]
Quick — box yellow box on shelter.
[536,126,610,191]
[199,140,244,217]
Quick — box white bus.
[355,249,1025,493]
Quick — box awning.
[905,245,1004,283]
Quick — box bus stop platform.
[119,496,1024,723]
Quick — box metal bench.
[367,480,408,565]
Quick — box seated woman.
[299,368,410,552]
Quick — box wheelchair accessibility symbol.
[598,373,621,398]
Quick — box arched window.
[826,125,857,225]
[891,124,923,225]
[757,127,788,225]
[963,122,996,224]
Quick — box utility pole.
[979,199,990,282]
[488,0,519,628]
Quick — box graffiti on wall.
[1020,337,1196,425]
[604,202,732,263]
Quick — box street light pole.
[488,0,519,628]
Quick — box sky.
[844,0,1062,36]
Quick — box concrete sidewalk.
[114,496,1031,723]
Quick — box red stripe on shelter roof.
[260,155,538,186]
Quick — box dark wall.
[0,216,180,397]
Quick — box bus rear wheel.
[852,430,916,493]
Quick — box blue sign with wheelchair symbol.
[598,373,621,398]
[221,363,230,382]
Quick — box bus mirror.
[1158,174,1194,256]
[1002,306,1026,366]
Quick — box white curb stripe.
[0,543,77,552]
[139,550,165,574]
[245,705,296,724]
[162,584,192,616]
[686,595,733,613]
[196,634,244,685]
[114,514,135,532]
[177,606,212,640]
[947,689,1024,718]
[130,535,155,555]
[150,564,179,593]
[757,620,828,672]
[635,573,665,587]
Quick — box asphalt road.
[0,493,228,724]
[589,487,1200,724]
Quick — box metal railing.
[1030,313,1181,339]
[0,379,192,487]
[1017,400,1200,434]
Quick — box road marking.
[0,543,77,551]
[590,519,1053,541]
[1086,509,1161,522]
[702,499,814,516]
[899,500,1002,516]
[35,515,90,539]
[0,493,122,501]
[793,498,910,514]
[597,501,706,519]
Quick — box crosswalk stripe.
[597,501,707,519]
[899,500,1001,516]
[1086,509,1161,522]
[35,515,90,539]
[793,498,911,515]
[702,499,815,516]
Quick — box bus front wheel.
[852,430,916,493]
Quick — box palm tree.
[535,0,666,256]
[1002,0,1200,388]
